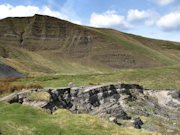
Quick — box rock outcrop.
[0,83,180,134]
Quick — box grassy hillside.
[0,102,157,135]
[96,29,179,66]
[0,14,180,76]
[7,65,179,90]
[0,45,107,76]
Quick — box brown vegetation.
[0,78,20,82]
[0,78,43,95]
[89,82,102,86]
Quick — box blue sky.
[0,0,180,42]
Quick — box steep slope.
[0,14,180,75]
[0,62,26,78]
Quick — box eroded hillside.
[0,14,180,75]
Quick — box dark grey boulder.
[133,117,143,129]
[115,110,131,120]
[168,90,180,100]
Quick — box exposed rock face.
[0,83,180,134]
[23,100,49,108]
[0,62,26,78]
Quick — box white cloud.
[0,4,81,25]
[0,4,39,18]
[151,0,178,6]
[0,4,66,19]
[157,10,180,31]
[127,9,159,26]
[71,20,82,25]
[90,10,132,30]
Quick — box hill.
[0,14,180,75]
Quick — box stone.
[112,107,131,120]
[109,117,116,122]
[134,124,141,129]
[109,117,121,126]
[23,100,49,108]
[68,82,75,87]
[168,90,180,100]
[133,117,143,129]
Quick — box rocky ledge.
[0,83,180,134]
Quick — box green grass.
[94,29,178,66]
[26,92,50,102]
[12,65,180,89]
[0,102,157,135]
[0,45,107,76]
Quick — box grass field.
[0,102,158,135]
[7,65,180,90]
